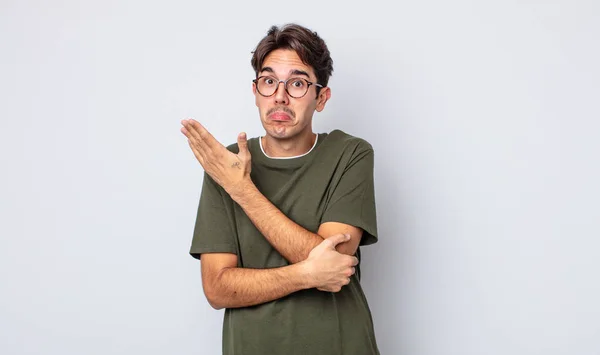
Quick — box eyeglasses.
[252,76,323,98]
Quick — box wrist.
[295,260,316,290]
[227,176,254,201]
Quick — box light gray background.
[1,0,599,354]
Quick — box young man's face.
[253,49,330,140]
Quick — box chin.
[262,121,294,139]
[268,127,292,139]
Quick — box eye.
[262,77,276,85]
[290,79,305,88]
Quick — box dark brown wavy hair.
[251,24,334,95]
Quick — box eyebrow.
[260,67,311,79]
[289,69,310,78]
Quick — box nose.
[274,81,289,105]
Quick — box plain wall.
[1,1,599,354]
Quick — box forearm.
[208,262,312,309]
[229,180,323,264]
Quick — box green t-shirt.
[189,129,379,355]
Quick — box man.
[180,23,380,355]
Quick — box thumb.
[237,132,249,157]
[324,233,351,248]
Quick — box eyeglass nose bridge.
[273,79,287,96]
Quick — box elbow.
[204,286,226,310]
[202,271,227,310]
[200,254,238,310]
[207,297,225,310]
[336,244,359,257]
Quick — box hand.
[180,118,251,196]
[303,234,359,292]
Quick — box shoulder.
[325,129,374,154]
[225,142,239,154]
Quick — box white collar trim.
[259,134,318,159]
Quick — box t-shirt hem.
[189,244,238,260]
[319,217,378,246]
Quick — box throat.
[260,133,318,159]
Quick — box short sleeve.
[189,172,238,260]
[320,145,378,246]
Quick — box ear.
[315,87,331,112]
[252,81,259,107]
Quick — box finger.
[180,126,191,138]
[188,139,206,166]
[182,119,210,152]
[188,139,205,162]
[348,256,359,266]
[181,126,202,148]
[324,233,351,248]
[237,132,250,158]
[181,125,208,157]
[187,119,222,151]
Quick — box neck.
[262,130,317,158]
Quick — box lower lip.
[270,114,291,121]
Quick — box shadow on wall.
[360,166,412,355]
[332,66,415,354]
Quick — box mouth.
[268,112,292,121]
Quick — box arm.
[202,234,358,309]
[201,252,310,309]
[181,123,358,304]
[180,120,369,263]
[230,182,362,264]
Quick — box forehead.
[261,49,315,78]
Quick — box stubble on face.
[264,106,296,138]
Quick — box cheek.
[255,97,268,115]
[296,101,316,118]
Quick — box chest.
[232,161,344,268]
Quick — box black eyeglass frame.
[252,76,324,99]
